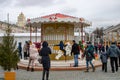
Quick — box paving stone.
[0,61,120,80]
[15,62,120,80]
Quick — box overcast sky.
[0,0,120,29]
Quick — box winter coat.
[83,46,94,61]
[56,41,66,50]
[101,46,105,52]
[106,45,109,51]
[87,44,94,54]
[39,41,51,70]
[71,43,80,55]
[107,44,120,57]
[117,45,120,49]
[29,44,38,59]
[18,43,22,54]
[100,52,108,63]
[23,43,28,52]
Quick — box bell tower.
[17,12,26,27]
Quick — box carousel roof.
[27,13,91,26]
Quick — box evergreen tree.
[0,24,19,71]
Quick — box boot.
[84,68,89,72]
[31,68,34,72]
[27,67,29,71]
[46,71,49,80]
[42,70,46,80]
[16,66,18,70]
[93,67,95,72]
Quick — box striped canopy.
[27,13,91,26]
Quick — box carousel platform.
[18,59,102,71]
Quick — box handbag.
[38,58,42,64]
[38,56,42,64]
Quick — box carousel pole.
[64,24,67,62]
[65,23,67,42]
[81,23,83,43]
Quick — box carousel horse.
[55,42,72,60]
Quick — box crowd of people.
[17,40,120,80]
[82,41,120,73]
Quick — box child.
[100,49,108,72]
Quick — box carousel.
[17,13,101,71]
[28,13,91,49]
[27,13,91,59]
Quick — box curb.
[18,63,102,71]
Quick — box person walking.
[27,43,38,72]
[82,42,95,72]
[23,41,28,60]
[100,48,108,72]
[39,41,52,80]
[117,42,120,67]
[71,40,80,67]
[18,42,22,59]
[107,42,120,73]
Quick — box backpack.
[88,45,94,53]
[88,45,95,59]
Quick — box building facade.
[103,24,120,45]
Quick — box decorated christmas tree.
[0,24,19,71]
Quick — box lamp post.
[89,30,92,42]
[27,19,32,42]
[85,27,93,42]
[92,33,95,45]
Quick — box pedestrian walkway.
[0,61,120,80]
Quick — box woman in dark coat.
[39,41,51,80]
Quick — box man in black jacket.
[71,40,80,67]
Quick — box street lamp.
[27,18,32,42]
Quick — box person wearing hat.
[27,43,39,72]
[39,41,52,80]
[82,41,95,72]
[107,42,120,73]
